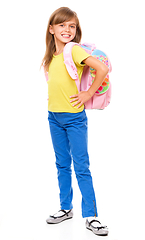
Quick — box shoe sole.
[46,216,73,224]
[86,226,109,236]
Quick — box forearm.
[70,56,109,108]
[87,70,108,97]
[84,56,108,97]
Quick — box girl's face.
[49,18,77,46]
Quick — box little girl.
[42,7,109,236]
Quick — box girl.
[42,7,109,236]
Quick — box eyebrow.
[69,23,76,25]
[62,22,76,26]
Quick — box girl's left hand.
[70,91,91,108]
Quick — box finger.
[72,100,81,107]
[70,94,78,99]
[77,102,83,108]
[70,98,78,103]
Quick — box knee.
[74,162,91,179]
[56,161,72,174]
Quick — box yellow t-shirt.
[47,45,90,113]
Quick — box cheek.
[72,28,76,36]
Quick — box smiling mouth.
[61,34,71,38]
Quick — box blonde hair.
[41,7,82,72]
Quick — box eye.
[59,24,64,27]
[70,25,76,28]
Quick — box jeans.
[48,110,98,218]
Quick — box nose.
[65,25,70,32]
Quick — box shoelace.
[89,219,107,229]
[50,210,71,219]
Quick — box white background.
[0,0,145,240]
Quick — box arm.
[70,56,109,108]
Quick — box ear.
[49,25,54,35]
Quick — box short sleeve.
[72,45,90,67]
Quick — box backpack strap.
[63,42,97,92]
[81,43,96,52]
[63,42,80,92]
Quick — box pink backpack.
[63,42,112,109]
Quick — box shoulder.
[72,44,90,65]
[72,44,86,54]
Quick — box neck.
[54,48,64,55]
[54,37,66,56]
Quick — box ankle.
[87,216,98,222]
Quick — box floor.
[0,107,145,240]
[1,106,145,240]
[0,161,145,240]
[0,213,114,240]
[1,1,145,239]
[0,196,118,240]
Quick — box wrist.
[87,89,94,98]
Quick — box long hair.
[41,7,82,72]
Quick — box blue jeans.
[48,110,98,218]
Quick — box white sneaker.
[46,209,73,224]
[86,218,109,236]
